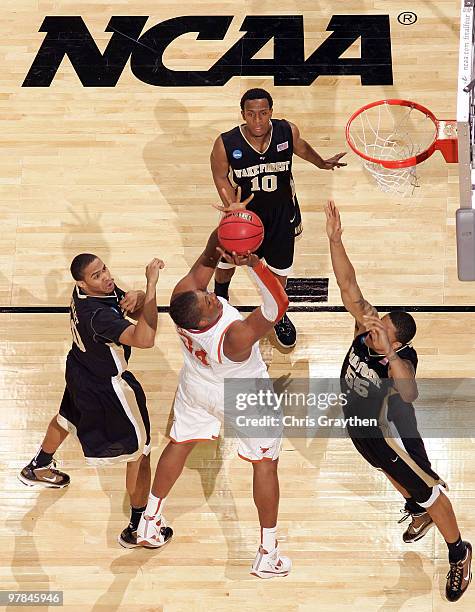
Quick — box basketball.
[218,210,264,255]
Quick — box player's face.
[78,258,115,296]
[241,99,273,138]
[197,290,223,328]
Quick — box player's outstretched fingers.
[216,185,254,211]
[325,200,343,242]
[326,152,348,169]
[230,251,250,266]
[216,246,253,267]
[325,199,335,216]
[335,152,348,166]
[241,193,254,208]
[212,202,227,212]
[221,185,241,208]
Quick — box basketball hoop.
[346,99,458,197]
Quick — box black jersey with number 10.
[221,119,295,212]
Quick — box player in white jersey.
[137,188,292,578]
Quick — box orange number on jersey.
[178,331,193,354]
[178,331,210,367]
[194,349,210,367]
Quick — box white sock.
[261,526,277,552]
[144,493,166,519]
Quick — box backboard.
[456,0,475,279]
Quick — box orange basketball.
[218,210,264,255]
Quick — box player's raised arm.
[118,258,163,349]
[221,252,289,362]
[210,135,237,207]
[170,227,222,299]
[172,188,253,297]
[325,200,378,334]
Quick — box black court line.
[1,305,474,314]
[3,279,471,312]
[0,277,470,313]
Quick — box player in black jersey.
[211,88,346,349]
[325,200,471,602]
[18,254,172,550]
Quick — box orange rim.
[345,99,441,169]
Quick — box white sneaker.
[136,513,173,548]
[250,545,291,579]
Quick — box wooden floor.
[2,314,475,611]
[1,0,475,610]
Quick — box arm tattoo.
[353,296,378,317]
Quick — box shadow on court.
[378,552,432,611]
[6,488,68,607]
[143,99,218,271]
[91,411,245,610]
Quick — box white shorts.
[169,381,281,463]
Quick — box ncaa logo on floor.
[22,15,393,87]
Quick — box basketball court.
[1,1,475,610]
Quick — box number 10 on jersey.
[250,174,277,193]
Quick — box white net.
[349,102,438,197]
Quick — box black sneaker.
[118,525,140,549]
[446,541,472,602]
[274,314,296,349]
[398,508,434,543]
[18,461,70,488]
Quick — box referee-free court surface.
[1,1,475,610]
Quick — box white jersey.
[176,297,268,390]
[172,298,281,460]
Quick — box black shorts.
[350,433,442,505]
[220,196,302,275]
[58,357,151,465]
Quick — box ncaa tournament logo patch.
[277,141,289,152]
[232,149,243,159]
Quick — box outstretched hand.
[216,247,259,268]
[324,200,343,243]
[363,315,392,356]
[321,152,347,170]
[212,186,254,213]
[145,258,165,285]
